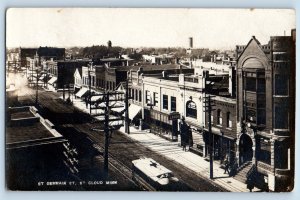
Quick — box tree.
[128,53,143,60]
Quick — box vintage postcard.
[5,8,295,192]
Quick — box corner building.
[236,30,295,191]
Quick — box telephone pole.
[124,79,130,134]
[204,94,215,179]
[103,92,109,178]
[89,90,126,178]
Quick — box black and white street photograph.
[5,8,296,192]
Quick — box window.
[186,101,197,118]
[273,53,289,61]
[163,95,168,110]
[245,77,256,92]
[217,109,222,125]
[171,96,176,112]
[226,112,232,128]
[145,90,150,104]
[135,89,138,101]
[132,89,135,100]
[275,106,288,129]
[139,90,142,102]
[153,92,158,106]
[275,74,288,95]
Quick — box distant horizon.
[6,44,237,52]
[6,8,295,50]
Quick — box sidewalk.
[65,94,260,192]
[118,126,261,192]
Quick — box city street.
[16,85,226,191]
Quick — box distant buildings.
[20,47,65,68]
[8,30,295,192]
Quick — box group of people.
[179,116,193,151]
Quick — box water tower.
[189,37,193,48]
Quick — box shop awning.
[48,77,57,85]
[75,87,89,98]
[123,104,141,120]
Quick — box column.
[270,138,275,172]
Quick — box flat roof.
[11,111,34,119]
[6,106,65,148]
[6,123,53,144]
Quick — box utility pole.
[35,62,39,106]
[89,90,127,178]
[204,94,215,179]
[103,91,109,178]
[208,95,213,179]
[124,79,130,134]
[89,68,92,115]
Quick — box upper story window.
[139,90,142,102]
[186,100,197,119]
[131,89,135,100]
[245,77,256,92]
[171,96,176,112]
[275,74,288,96]
[226,112,232,128]
[163,95,168,110]
[275,106,288,129]
[153,92,158,106]
[273,52,289,62]
[217,109,222,125]
[135,89,138,101]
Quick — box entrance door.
[239,134,253,164]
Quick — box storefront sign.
[168,112,181,120]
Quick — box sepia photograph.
[5,8,296,192]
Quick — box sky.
[6,8,295,50]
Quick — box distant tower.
[107,40,112,48]
[189,37,193,48]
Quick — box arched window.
[217,109,222,125]
[186,101,197,118]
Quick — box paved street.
[16,86,225,191]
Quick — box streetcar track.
[17,88,227,192]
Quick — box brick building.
[235,30,295,191]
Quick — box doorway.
[239,134,253,164]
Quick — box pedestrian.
[85,96,88,108]
[188,128,193,148]
[246,176,255,192]
[223,155,229,174]
[180,116,188,151]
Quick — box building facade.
[235,31,295,191]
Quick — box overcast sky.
[6,8,295,50]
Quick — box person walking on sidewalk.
[180,116,189,151]
[223,155,229,174]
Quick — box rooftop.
[113,64,185,71]
[6,106,65,148]
[7,123,53,144]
